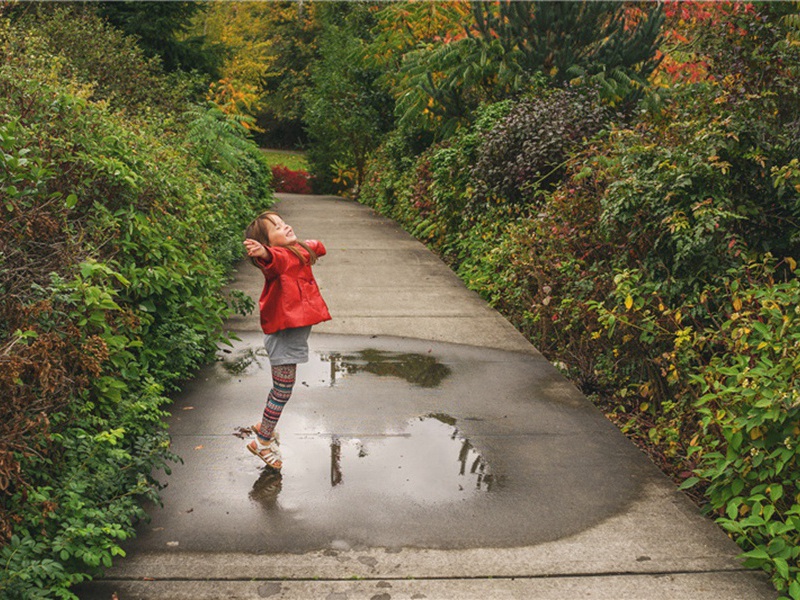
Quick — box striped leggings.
[256,364,296,441]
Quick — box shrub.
[0,10,268,598]
[685,259,800,597]
[471,87,609,206]
[270,165,313,194]
[12,5,196,114]
[359,100,513,258]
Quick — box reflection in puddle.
[327,416,496,493]
[249,415,500,513]
[320,350,452,388]
[219,347,269,376]
[219,345,451,388]
[249,470,283,507]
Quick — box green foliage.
[360,100,513,256]
[596,85,799,306]
[303,2,394,194]
[12,5,200,114]
[395,1,663,136]
[96,1,217,75]
[394,35,519,139]
[0,9,270,598]
[470,1,665,93]
[186,103,268,175]
[686,259,800,597]
[358,4,800,597]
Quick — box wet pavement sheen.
[125,332,652,555]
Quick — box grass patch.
[261,149,308,171]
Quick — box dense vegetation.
[291,2,800,597]
[0,5,268,597]
[3,1,800,598]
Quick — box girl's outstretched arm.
[244,238,271,262]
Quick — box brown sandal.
[247,439,282,470]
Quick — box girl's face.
[266,216,297,247]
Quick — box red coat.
[255,240,332,335]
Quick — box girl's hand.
[244,238,270,260]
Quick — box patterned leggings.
[256,364,296,441]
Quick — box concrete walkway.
[78,194,776,599]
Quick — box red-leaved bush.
[271,165,313,194]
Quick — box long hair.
[244,211,317,266]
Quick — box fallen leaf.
[194,445,204,450]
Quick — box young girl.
[243,210,331,469]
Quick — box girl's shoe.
[247,438,282,470]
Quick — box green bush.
[686,259,800,597]
[360,100,513,257]
[358,5,800,596]
[0,10,269,598]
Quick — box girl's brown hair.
[244,211,317,266]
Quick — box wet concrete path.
[78,194,776,599]
[129,333,644,554]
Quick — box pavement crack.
[97,568,758,584]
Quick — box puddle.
[128,334,643,553]
[248,415,499,512]
[319,350,451,388]
[219,346,451,388]
[219,347,268,376]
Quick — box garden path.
[77,194,776,600]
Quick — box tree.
[304,3,394,194]
[188,1,320,148]
[397,0,664,136]
[96,1,219,75]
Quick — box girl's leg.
[256,364,297,443]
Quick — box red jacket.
[255,240,332,335]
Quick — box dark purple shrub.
[472,87,609,205]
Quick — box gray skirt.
[264,325,312,366]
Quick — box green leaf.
[739,547,770,561]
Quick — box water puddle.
[220,346,451,388]
[319,350,451,388]
[247,414,499,512]
[222,342,497,522]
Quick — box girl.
[243,210,331,469]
